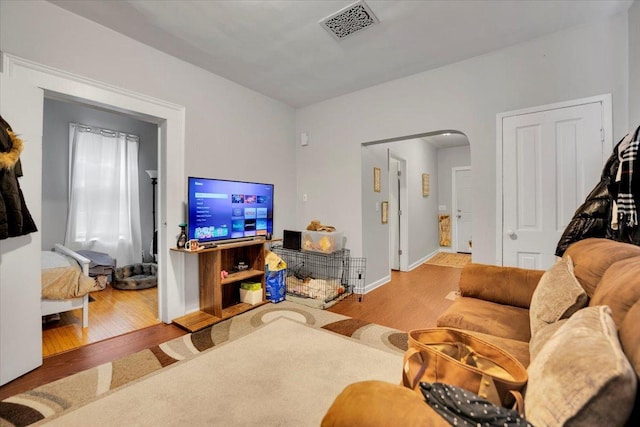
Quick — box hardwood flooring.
[0,262,462,400]
[42,283,160,357]
[329,263,462,331]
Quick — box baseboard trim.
[364,275,391,293]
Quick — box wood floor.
[329,263,462,331]
[42,283,161,357]
[0,262,462,400]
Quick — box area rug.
[425,252,471,268]
[0,302,408,426]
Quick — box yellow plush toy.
[306,219,336,232]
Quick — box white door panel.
[0,74,44,385]
[453,167,472,253]
[502,102,603,269]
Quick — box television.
[187,177,274,244]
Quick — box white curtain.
[65,123,142,266]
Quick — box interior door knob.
[506,229,516,237]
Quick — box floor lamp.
[145,169,158,262]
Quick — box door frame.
[495,94,613,266]
[452,166,471,253]
[2,53,186,323]
[388,152,408,271]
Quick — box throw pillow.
[529,256,588,337]
[525,306,637,427]
[527,318,567,362]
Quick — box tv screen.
[187,177,274,243]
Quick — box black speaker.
[283,230,301,250]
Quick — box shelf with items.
[171,239,267,332]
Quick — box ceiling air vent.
[320,0,380,40]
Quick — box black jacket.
[0,115,38,240]
[555,128,640,256]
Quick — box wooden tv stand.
[171,239,267,332]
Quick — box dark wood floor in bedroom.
[0,263,461,400]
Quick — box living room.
[1,0,639,424]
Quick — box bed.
[41,244,98,328]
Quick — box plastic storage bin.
[240,288,262,305]
[301,231,344,254]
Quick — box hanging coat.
[0,115,38,240]
[556,126,640,256]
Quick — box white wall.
[360,138,439,289]
[0,0,297,314]
[42,99,158,261]
[386,139,439,268]
[297,11,630,281]
[361,144,390,288]
[436,144,471,236]
[630,1,640,127]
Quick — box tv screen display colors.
[187,177,274,243]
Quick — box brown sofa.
[322,238,640,426]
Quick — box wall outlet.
[439,205,447,211]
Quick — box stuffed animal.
[305,219,336,232]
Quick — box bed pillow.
[41,250,73,269]
[525,306,637,427]
[529,256,588,337]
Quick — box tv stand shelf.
[171,239,267,332]
[221,269,263,285]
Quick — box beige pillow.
[529,256,588,337]
[528,318,567,362]
[525,306,637,427]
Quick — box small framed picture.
[381,201,389,224]
[374,167,381,192]
[422,173,430,197]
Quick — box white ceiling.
[49,0,632,109]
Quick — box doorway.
[498,94,612,269]
[41,97,160,356]
[1,53,186,383]
[452,166,472,254]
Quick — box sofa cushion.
[525,306,637,427]
[529,256,588,337]
[565,238,640,297]
[458,263,544,309]
[436,297,531,342]
[620,302,640,378]
[590,256,640,327]
[321,380,450,427]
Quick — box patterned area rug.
[425,252,472,268]
[0,302,407,426]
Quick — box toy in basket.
[302,220,343,254]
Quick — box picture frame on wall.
[422,173,430,197]
[374,167,381,192]
[381,201,388,224]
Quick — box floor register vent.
[320,0,380,40]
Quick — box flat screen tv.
[187,177,274,244]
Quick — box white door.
[502,101,604,269]
[0,74,44,384]
[389,157,400,270]
[453,167,472,253]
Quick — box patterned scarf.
[617,127,640,227]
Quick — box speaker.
[283,230,301,250]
